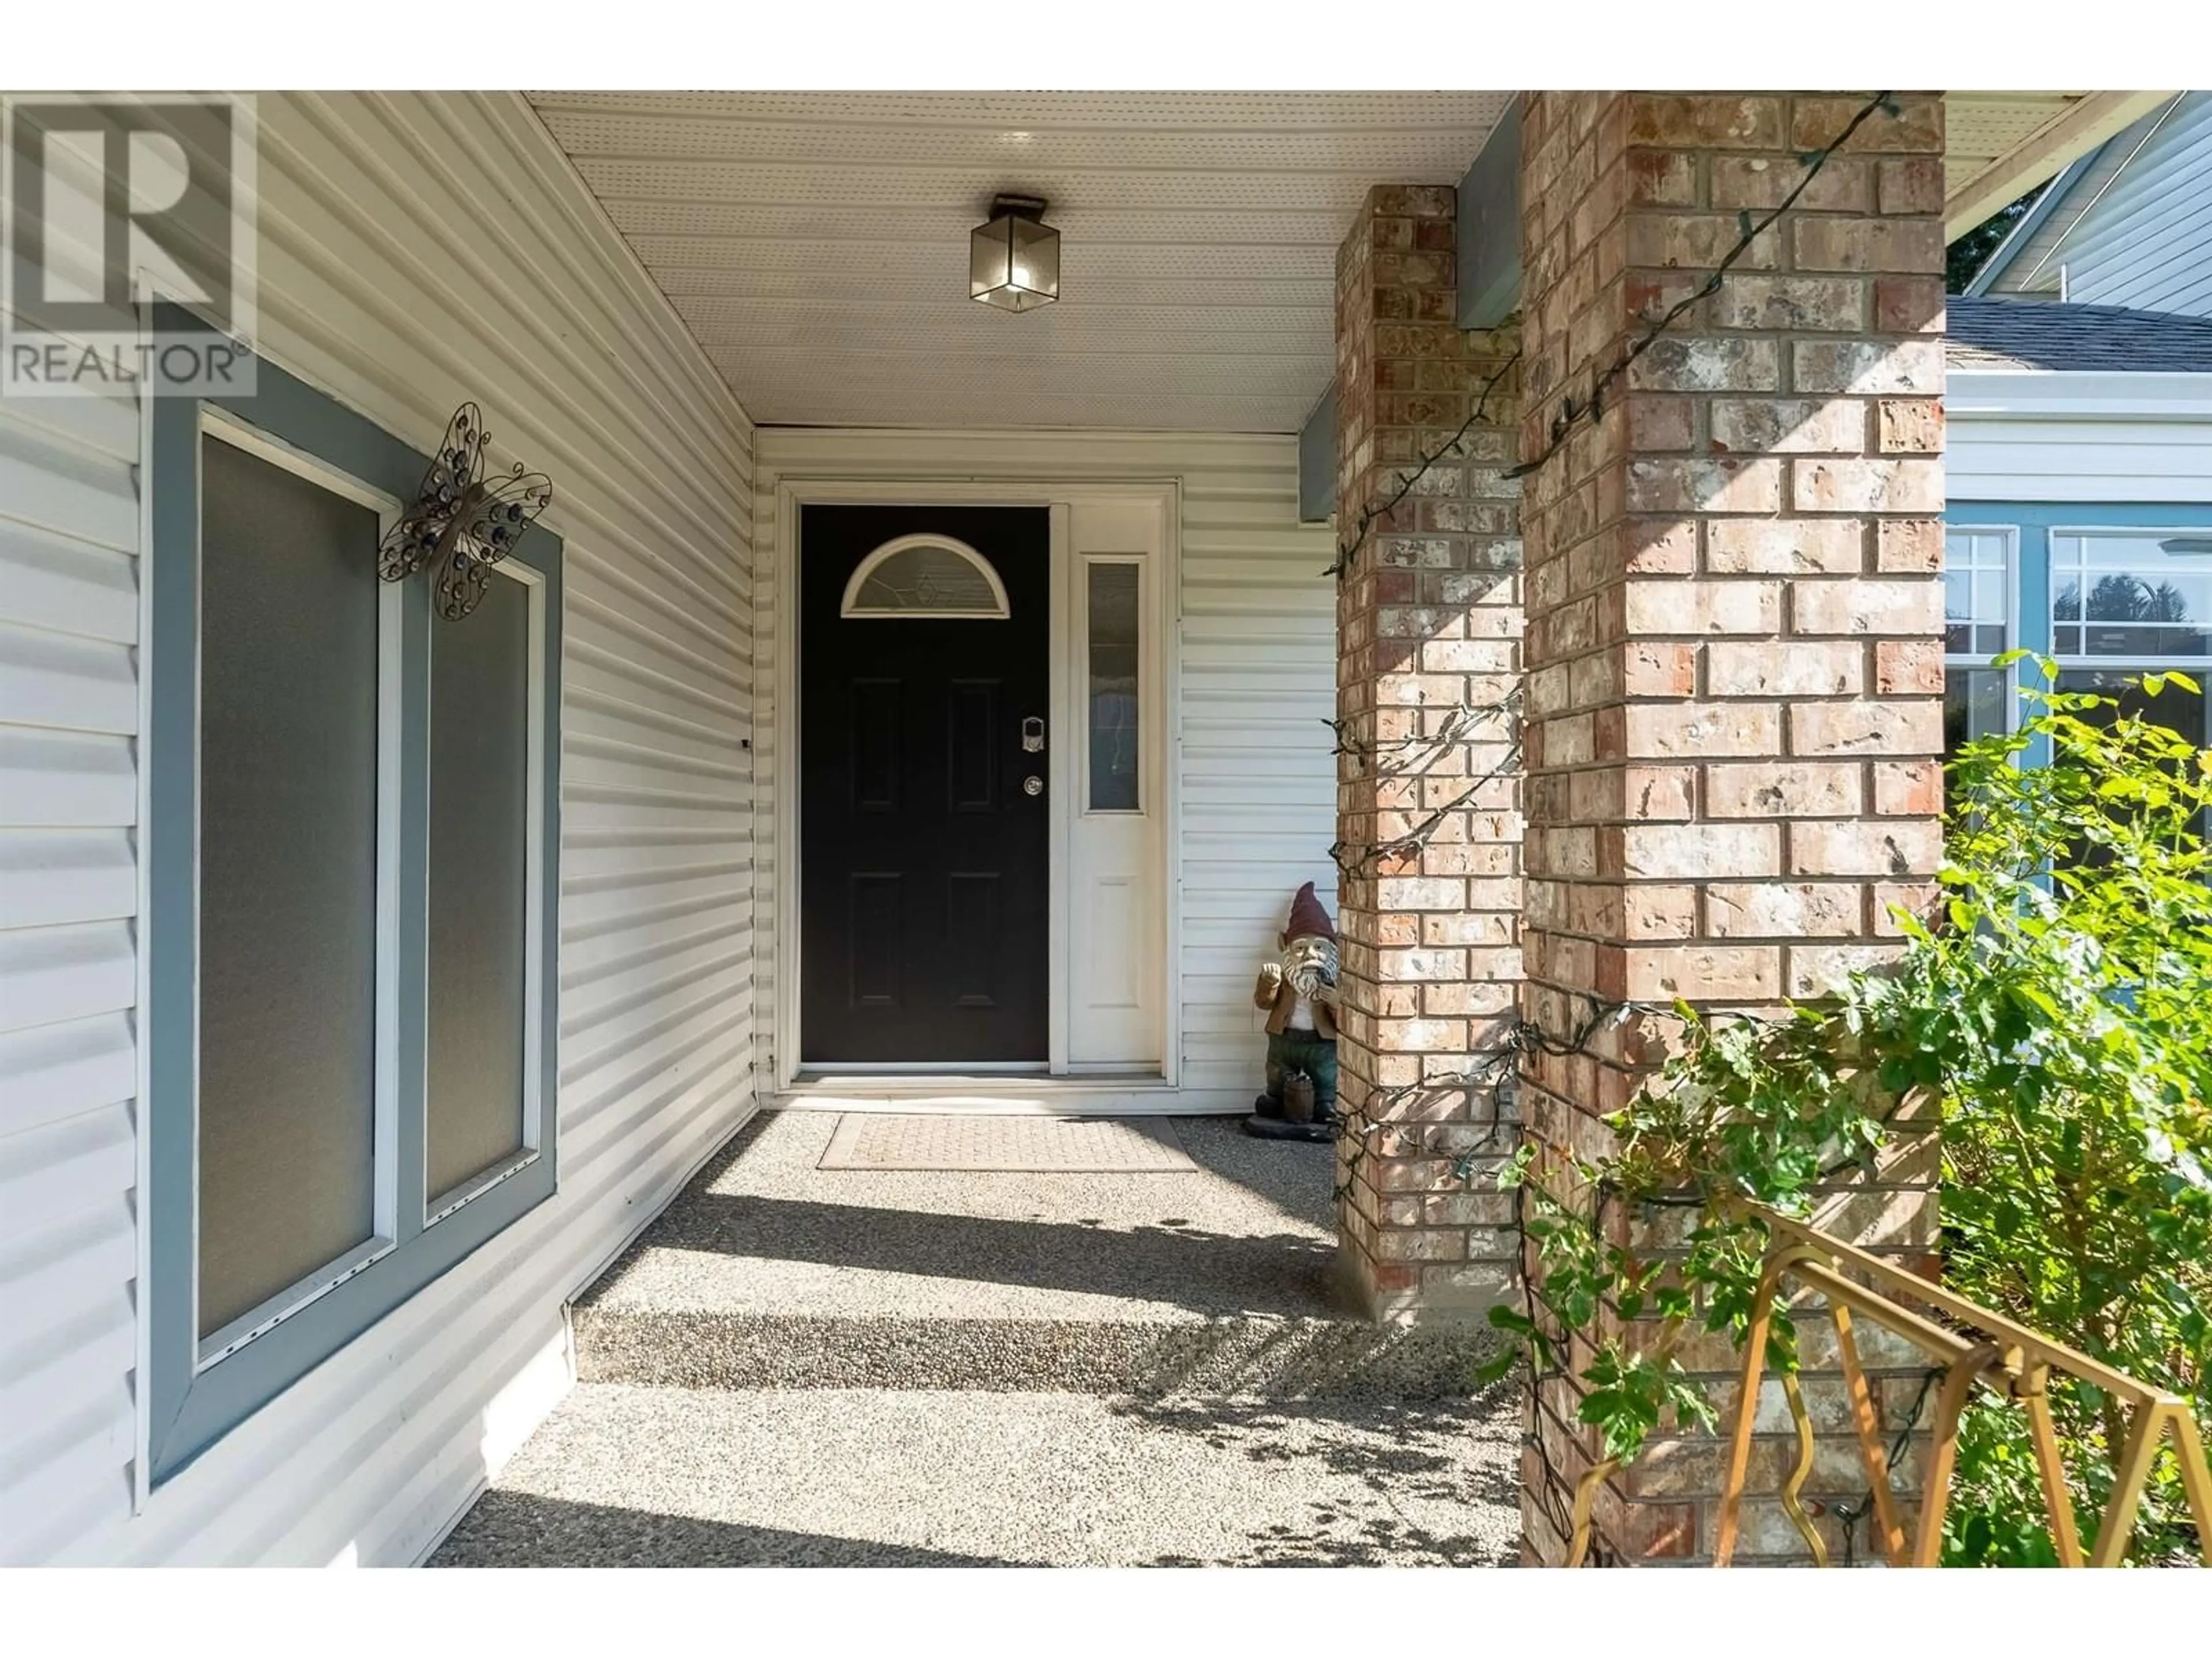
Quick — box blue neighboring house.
[1944,295,2212,765]
[1966,91,2211,318]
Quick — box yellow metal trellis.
[1703,1206,2212,1568]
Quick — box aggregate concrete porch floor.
[429,1111,1523,1566]
[583,1110,1339,1326]
[431,1384,1521,1567]
[565,1111,1498,1395]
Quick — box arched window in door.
[839,534,1010,619]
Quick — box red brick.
[1620,822,1781,879]
[1705,881,1865,938]
[1627,94,1786,149]
[1626,457,1783,514]
[1874,275,1946,334]
[1509,88,1942,1566]
[1873,639,1945,694]
[1793,459,1944,514]
[1708,639,1865,697]
[1713,274,1864,332]
[1710,153,1873,212]
[1623,943,1782,1001]
[1790,577,1943,636]
[1622,702,1782,757]
[1802,93,1944,150]
[1786,817,1942,878]
[1877,398,1945,453]
[1710,397,1865,454]
[1624,149,1698,206]
[1872,757,1944,815]
[1705,760,1864,817]
[1623,578,1781,635]
[1877,156,1946,216]
[1705,518,1865,575]
[1794,338,1944,395]
[1789,699,1944,757]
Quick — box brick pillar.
[1513,93,1946,1563]
[1331,185,1525,1320]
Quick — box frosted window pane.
[426,572,531,1202]
[849,544,1004,615]
[1088,563,1139,811]
[196,435,380,1338]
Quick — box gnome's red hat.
[1285,881,1335,942]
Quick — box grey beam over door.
[1456,100,1521,332]
[1297,386,1336,525]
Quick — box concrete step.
[574,1305,1500,1397]
[431,1382,1521,1567]
[568,1109,1500,1399]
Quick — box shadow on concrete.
[602,1188,1336,1316]
[430,1491,1020,1567]
[1118,1389,1523,1566]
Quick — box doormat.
[819,1114,1196,1173]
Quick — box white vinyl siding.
[1,90,756,1565]
[1984,93,2212,317]
[0,388,144,1563]
[1948,372,2212,505]
[751,429,1337,1105]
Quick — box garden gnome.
[1245,881,1340,1141]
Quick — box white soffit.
[524,91,1510,431]
[524,91,2166,433]
[1944,90,2177,237]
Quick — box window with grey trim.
[426,574,533,1206]
[196,434,387,1342]
[145,323,561,1483]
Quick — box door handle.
[1021,715,1045,753]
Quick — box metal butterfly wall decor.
[377,403,553,621]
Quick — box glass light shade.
[970,210,1059,311]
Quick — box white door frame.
[769,478,1181,1092]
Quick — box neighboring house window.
[2049,528,2212,829]
[145,317,560,1481]
[1943,527,2017,759]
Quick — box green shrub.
[1499,658,2212,1564]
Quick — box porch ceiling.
[523,90,1510,431]
[525,90,2164,435]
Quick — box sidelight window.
[1085,560,1141,812]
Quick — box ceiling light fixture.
[970,192,1059,313]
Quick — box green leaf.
[1473,1347,1521,1387]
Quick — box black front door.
[799,505,1050,1065]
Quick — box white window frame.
[1944,522,2023,742]
[2046,525,2212,676]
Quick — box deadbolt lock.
[1021,716,1045,753]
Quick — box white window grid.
[2048,527,2212,671]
